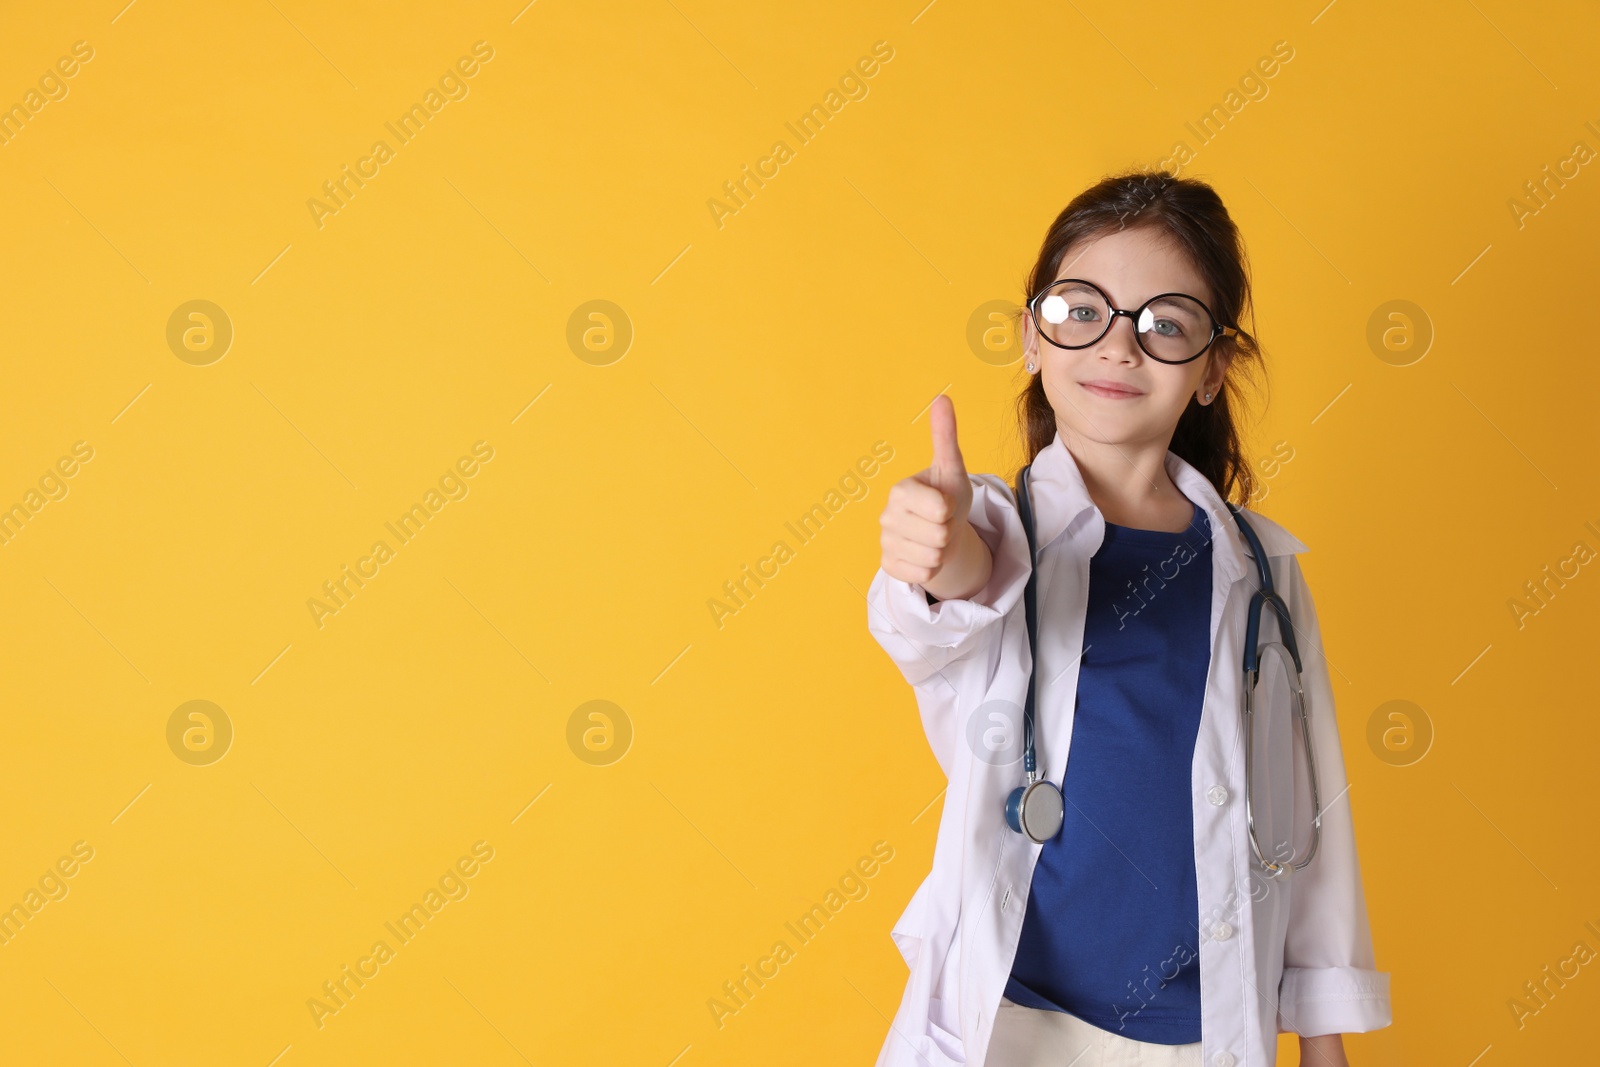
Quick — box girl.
[867,171,1389,1067]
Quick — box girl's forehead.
[1057,230,1211,304]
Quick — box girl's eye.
[1151,318,1184,336]
[1068,305,1099,322]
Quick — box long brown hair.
[1014,168,1264,506]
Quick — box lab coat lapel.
[1164,449,1251,611]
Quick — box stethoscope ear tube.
[1242,649,1322,877]
[1228,502,1322,876]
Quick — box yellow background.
[1,1,1597,1063]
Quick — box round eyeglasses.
[1027,278,1237,365]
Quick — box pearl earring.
[1026,361,1035,372]
[1203,391,1212,401]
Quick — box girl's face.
[1021,226,1232,452]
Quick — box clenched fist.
[878,394,993,601]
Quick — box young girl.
[867,171,1389,1067]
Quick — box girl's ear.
[1208,343,1234,391]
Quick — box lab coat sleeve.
[1275,554,1393,1037]
[866,472,1031,778]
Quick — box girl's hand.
[878,394,990,600]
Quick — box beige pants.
[982,996,1203,1067]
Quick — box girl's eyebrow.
[1056,277,1211,305]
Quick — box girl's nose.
[1098,313,1143,361]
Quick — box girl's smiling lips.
[1079,379,1145,399]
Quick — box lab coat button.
[1213,1053,1236,1067]
[1206,785,1228,805]
[1213,921,1234,942]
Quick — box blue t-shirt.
[1003,497,1214,1044]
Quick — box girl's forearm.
[922,520,994,602]
[1298,1033,1349,1066]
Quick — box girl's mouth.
[1079,379,1144,399]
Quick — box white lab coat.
[866,430,1390,1067]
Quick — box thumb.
[927,394,967,496]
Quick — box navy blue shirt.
[1004,497,1214,1044]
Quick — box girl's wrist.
[1296,1033,1349,1067]
[922,520,991,602]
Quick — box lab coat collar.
[1023,428,1251,589]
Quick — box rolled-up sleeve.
[1275,554,1393,1037]
[866,473,1031,776]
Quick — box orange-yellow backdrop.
[2,1,1597,1064]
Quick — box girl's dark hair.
[1014,168,1263,506]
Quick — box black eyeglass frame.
[1026,277,1238,365]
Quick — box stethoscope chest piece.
[1006,777,1064,844]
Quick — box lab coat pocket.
[887,915,965,1067]
[923,924,965,1061]
[925,998,965,1061]
[890,875,934,970]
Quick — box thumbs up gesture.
[879,394,991,600]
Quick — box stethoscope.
[1003,463,1323,879]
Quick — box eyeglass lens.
[1035,281,1214,362]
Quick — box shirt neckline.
[1100,497,1210,546]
